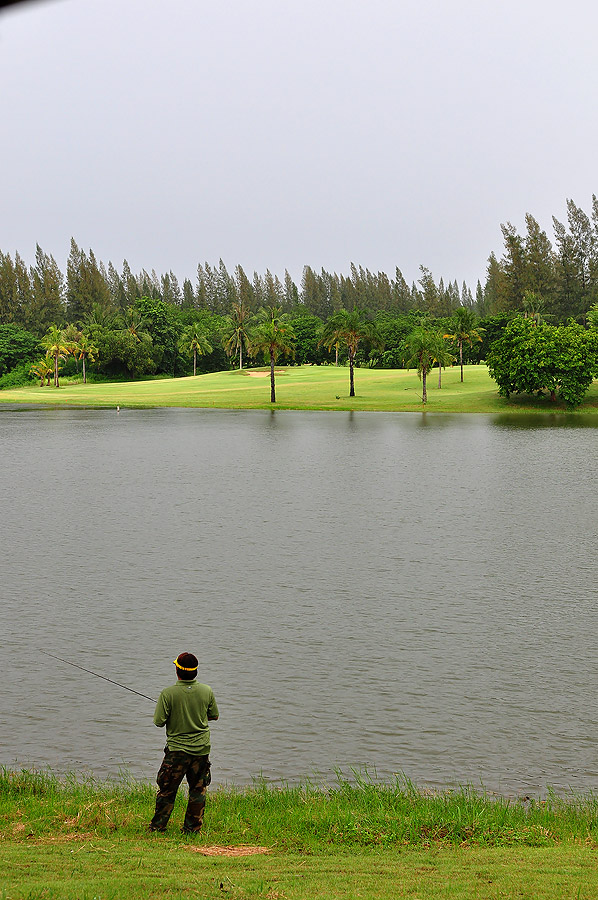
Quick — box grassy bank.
[1,364,597,413]
[2,770,598,899]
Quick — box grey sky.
[1,0,597,292]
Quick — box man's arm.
[153,691,170,727]
[207,691,219,722]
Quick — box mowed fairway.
[1,364,598,413]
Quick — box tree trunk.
[54,353,59,387]
[83,355,87,384]
[193,348,197,376]
[459,342,464,382]
[239,342,243,370]
[349,350,355,397]
[270,350,276,403]
[438,365,442,389]
[335,344,339,366]
[422,368,427,403]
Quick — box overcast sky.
[1,0,597,291]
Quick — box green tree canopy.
[487,316,598,408]
[0,324,40,376]
[133,297,182,375]
[28,246,65,336]
[97,329,156,379]
[66,238,112,323]
[287,312,325,365]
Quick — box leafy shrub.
[0,324,40,375]
[0,362,36,389]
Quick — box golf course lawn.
[1,364,598,413]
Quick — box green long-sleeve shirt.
[153,679,219,755]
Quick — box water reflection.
[492,412,598,429]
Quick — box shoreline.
[2,403,598,420]
[3,767,598,840]
[2,763,597,804]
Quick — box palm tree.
[320,309,379,397]
[73,333,99,383]
[444,308,484,383]
[248,308,296,403]
[83,303,118,331]
[430,332,455,388]
[61,324,82,374]
[30,355,54,387]
[222,301,251,370]
[179,324,212,376]
[120,306,151,343]
[29,361,44,387]
[41,325,70,387]
[405,327,439,403]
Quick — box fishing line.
[39,650,156,702]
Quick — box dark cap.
[174,652,198,672]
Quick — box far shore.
[1,364,597,414]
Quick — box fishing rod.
[39,650,156,703]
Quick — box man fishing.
[149,651,219,834]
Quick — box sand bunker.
[189,845,271,857]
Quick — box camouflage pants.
[150,749,211,833]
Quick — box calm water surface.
[0,407,596,796]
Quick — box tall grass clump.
[2,768,598,848]
[0,767,154,837]
[208,772,598,849]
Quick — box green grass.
[1,364,597,413]
[3,843,598,900]
[2,770,598,898]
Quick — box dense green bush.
[0,361,36,389]
[487,316,598,407]
[0,324,40,375]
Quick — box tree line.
[2,195,598,333]
[0,239,472,332]
[483,197,598,322]
[1,298,596,407]
[1,195,598,406]
[0,290,501,391]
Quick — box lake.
[0,407,596,796]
